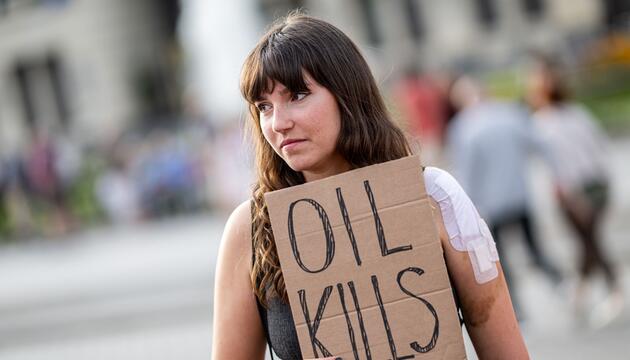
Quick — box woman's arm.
[431,200,529,359]
[212,201,267,360]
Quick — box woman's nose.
[271,107,294,133]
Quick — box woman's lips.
[281,139,306,149]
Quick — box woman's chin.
[285,161,310,173]
[283,157,318,174]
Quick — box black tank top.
[255,291,303,359]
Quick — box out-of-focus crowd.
[0,119,252,239]
[393,52,624,325]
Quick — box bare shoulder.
[213,200,267,359]
[226,200,252,233]
[218,200,253,273]
[223,200,252,246]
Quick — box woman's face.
[255,72,350,182]
[525,64,551,110]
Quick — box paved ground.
[0,138,629,360]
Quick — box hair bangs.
[242,33,314,104]
[244,13,413,307]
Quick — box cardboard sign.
[265,156,466,359]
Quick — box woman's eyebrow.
[256,87,291,101]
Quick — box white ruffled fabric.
[424,167,500,283]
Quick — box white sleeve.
[424,167,500,283]
[423,166,498,255]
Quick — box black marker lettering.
[337,284,360,360]
[336,187,362,266]
[364,181,412,256]
[288,199,335,273]
[371,275,414,360]
[298,287,334,358]
[348,280,372,360]
[397,267,439,353]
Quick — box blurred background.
[0,0,629,359]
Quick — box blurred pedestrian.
[526,55,623,325]
[392,67,450,164]
[96,142,141,225]
[447,76,563,316]
[22,128,73,236]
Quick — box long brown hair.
[240,12,412,306]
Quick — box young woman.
[212,13,529,360]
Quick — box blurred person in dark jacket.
[526,55,622,326]
[448,76,562,317]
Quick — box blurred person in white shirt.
[526,54,622,326]
[95,141,141,225]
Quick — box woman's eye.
[257,103,272,113]
[292,92,309,101]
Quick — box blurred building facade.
[180,0,622,125]
[1,0,625,164]
[0,0,179,157]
